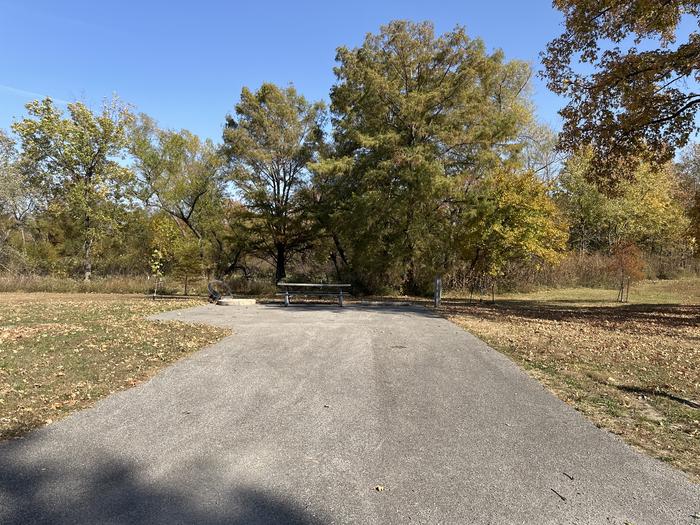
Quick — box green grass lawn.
[0,294,228,439]
[488,278,700,305]
[443,278,700,482]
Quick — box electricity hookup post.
[434,275,442,308]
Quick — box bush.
[225,275,277,296]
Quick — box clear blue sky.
[0,0,566,142]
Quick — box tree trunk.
[83,251,92,281]
[83,228,93,282]
[275,245,286,283]
[224,249,245,277]
[83,177,93,282]
[330,252,342,281]
[332,233,349,267]
[617,274,625,302]
[403,257,420,296]
[198,237,206,280]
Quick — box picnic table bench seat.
[276,282,352,307]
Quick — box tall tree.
[0,131,23,242]
[222,83,325,283]
[0,130,33,264]
[12,98,133,280]
[129,114,227,275]
[676,143,700,244]
[556,149,690,253]
[316,20,534,293]
[542,1,700,184]
[457,169,568,280]
[519,122,565,183]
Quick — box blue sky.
[1,0,566,141]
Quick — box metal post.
[339,289,344,307]
[284,289,290,306]
[434,276,442,308]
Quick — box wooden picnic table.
[276,282,352,307]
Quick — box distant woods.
[1,20,699,295]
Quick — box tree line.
[1,20,698,295]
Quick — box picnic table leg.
[338,289,344,307]
[284,289,290,306]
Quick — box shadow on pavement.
[0,448,326,525]
[260,301,441,318]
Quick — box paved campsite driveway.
[1,303,698,524]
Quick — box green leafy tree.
[12,97,133,280]
[542,1,700,183]
[222,83,325,283]
[215,200,258,279]
[555,151,612,252]
[556,149,690,253]
[315,20,534,293]
[129,114,227,276]
[149,213,203,294]
[97,206,153,275]
[0,130,34,270]
[458,170,568,279]
[0,131,30,251]
[676,143,700,246]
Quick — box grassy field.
[0,294,228,440]
[443,279,700,481]
[1,282,697,483]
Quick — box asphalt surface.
[1,303,698,524]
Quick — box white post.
[434,275,442,308]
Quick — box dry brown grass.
[442,279,700,482]
[0,294,228,439]
[0,275,211,296]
